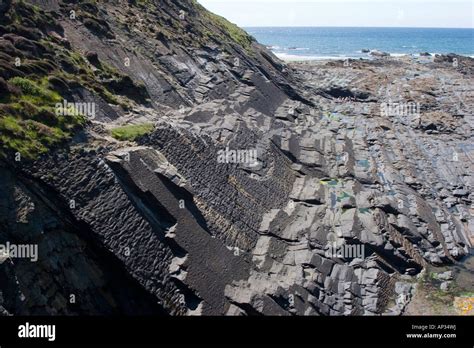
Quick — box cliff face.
[0,0,472,316]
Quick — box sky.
[198,0,474,28]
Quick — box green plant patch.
[0,76,85,159]
[204,12,253,51]
[111,123,154,141]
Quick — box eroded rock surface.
[0,0,472,315]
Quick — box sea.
[244,27,474,60]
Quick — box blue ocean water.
[244,27,474,60]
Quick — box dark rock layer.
[0,0,472,316]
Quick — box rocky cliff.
[0,0,472,315]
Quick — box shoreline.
[274,52,474,63]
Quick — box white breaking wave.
[286,47,310,51]
[275,51,474,62]
[275,53,359,61]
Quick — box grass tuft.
[110,123,154,141]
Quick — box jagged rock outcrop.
[0,0,472,316]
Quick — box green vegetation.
[204,12,254,51]
[0,0,254,159]
[192,0,254,53]
[411,269,474,314]
[9,77,62,105]
[110,123,154,141]
[0,0,134,159]
[0,1,90,160]
[0,77,86,159]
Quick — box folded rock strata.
[0,0,472,315]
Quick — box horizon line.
[243,25,474,29]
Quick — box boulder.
[85,51,101,67]
[436,271,454,281]
[440,281,451,291]
[370,50,389,57]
